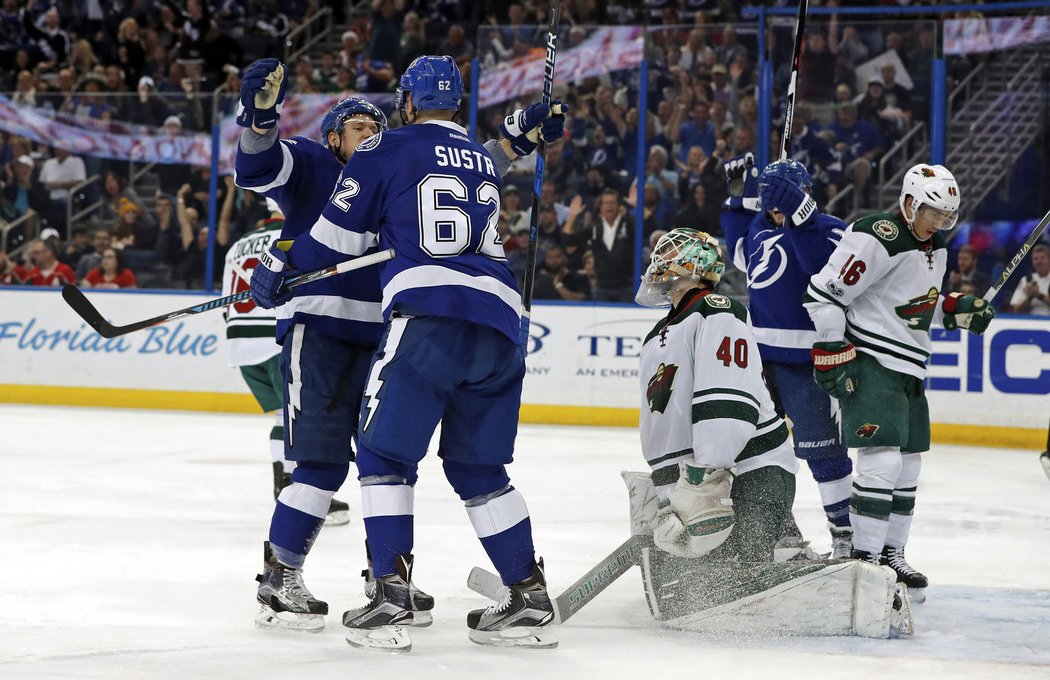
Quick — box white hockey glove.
[654,465,735,559]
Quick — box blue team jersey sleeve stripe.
[311,214,379,256]
[237,141,295,193]
[383,265,522,315]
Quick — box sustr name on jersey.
[434,145,498,178]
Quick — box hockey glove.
[759,170,817,228]
[723,153,761,212]
[942,293,995,335]
[654,465,735,559]
[237,58,289,130]
[249,242,293,309]
[500,100,567,156]
[811,340,858,399]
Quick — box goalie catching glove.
[653,465,734,559]
[941,293,995,335]
[237,58,289,130]
[500,101,568,157]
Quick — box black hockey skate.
[467,560,557,649]
[343,553,418,653]
[1040,451,1050,481]
[881,546,928,603]
[271,462,350,526]
[360,541,434,626]
[255,541,328,632]
[850,548,881,565]
[829,526,854,560]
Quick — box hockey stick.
[467,535,643,624]
[518,0,562,353]
[982,207,1050,303]
[62,248,395,338]
[779,0,808,161]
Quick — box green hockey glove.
[942,293,995,335]
[811,340,857,399]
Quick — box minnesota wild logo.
[646,363,679,414]
[894,287,939,331]
[856,423,880,439]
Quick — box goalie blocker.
[623,472,913,638]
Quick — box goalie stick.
[62,248,395,338]
[983,207,1050,303]
[467,535,643,624]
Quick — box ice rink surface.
[2,404,1049,680]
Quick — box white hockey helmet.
[899,163,960,230]
[635,228,725,308]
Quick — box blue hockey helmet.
[758,159,813,195]
[395,55,463,119]
[320,97,388,149]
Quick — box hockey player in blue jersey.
[237,57,564,635]
[721,153,854,558]
[252,55,557,652]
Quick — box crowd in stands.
[0,0,1046,314]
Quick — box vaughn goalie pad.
[641,548,911,638]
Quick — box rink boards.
[1,287,1046,448]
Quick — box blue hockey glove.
[811,341,857,399]
[723,153,761,212]
[942,293,995,335]
[237,58,289,130]
[500,100,567,156]
[760,168,817,228]
[250,243,293,309]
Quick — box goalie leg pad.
[647,558,909,638]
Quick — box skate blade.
[908,586,926,604]
[407,610,433,627]
[468,626,558,649]
[255,606,325,633]
[324,510,350,527]
[345,625,411,653]
[1040,453,1050,480]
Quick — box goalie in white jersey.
[636,228,798,562]
[630,229,914,638]
[804,164,995,602]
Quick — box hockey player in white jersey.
[804,164,995,602]
[630,228,914,637]
[636,228,798,561]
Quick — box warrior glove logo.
[856,423,880,439]
[646,363,678,414]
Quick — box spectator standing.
[1009,244,1050,314]
[128,76,171,127]
[82,247,137,288]
[574,188,636,301]
[673,183,721,236]
[1,154,47,224]
[37,146,86,232]
[827,103,885,200]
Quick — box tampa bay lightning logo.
[356,131,383,152]
[747,232,789,289]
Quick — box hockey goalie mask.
[899,164,960,232]
[635,228,725,308]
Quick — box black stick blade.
[62,284,120,338]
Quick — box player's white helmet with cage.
[636,228,725,308]
[899,163,960,230]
